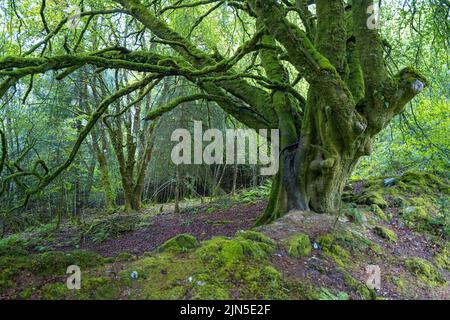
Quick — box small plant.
[238,181,272,204]
[319,288,349,300]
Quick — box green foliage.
[319,288,349,300]
[77,214,143,243]
[354,99,449,177]
[237,181,271,204]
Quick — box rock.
[383,178,397,187]
[404,206,416,214]
[196,281,206,287]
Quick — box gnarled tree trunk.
[251,0,427,225]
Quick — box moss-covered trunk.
[256,73,376,226]
[124,190,141,212]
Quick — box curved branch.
[145,93,225,120]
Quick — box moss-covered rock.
[157,234,200,253]
[401,206,432,230]
[405,257,447,286]
[31,250,105,276]
[283,233,312,258]
[400,171,447,193]
[345,208,368,225]
[317,234,350,267]
[374,226,398,242]
[120,232,284,300]
[340,269,376,300]
[434,247,450,271]
[359,191,388,208]
[235,230,276,247]
[370,204,388,221]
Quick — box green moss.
[0,254,34,290]
[401,206,433,230]
[157,234,200,253]
[340,269,376,300]
[191,273,230,300]
[115,252,135,262]
[400,171,447,193]
[31,250,104,276]
[235,230,276,247]
[43,276,122,300]
[283,233,312,258]
[374,226,398,242]
[197,237,245,268]
[0,234,29,256]
[119,231,284,300]
[345,208,367,225]
[370,204,388,221]
[75,277,120,299]
[390,195,409,208]
[197,232,275,268]
[317,234,350,267]
[405,257,447,286]
[434,247,450,271]
[360,191,388,208]
[0,267,17,290]
[122,254,199,299]
[239,265,286,300]
[285,280,320,300]
[41,283,68,300]
[388,275,407,291]
[1,251,102,291]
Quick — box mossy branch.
[145,94,224,120]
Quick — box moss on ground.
[157,234,200,253]
[317,234,350,267]
[121,231,284,300]
[370,204,388,221]
[434,246,450,271]
[0,250,104,291]
[348,172,449,237]
[31,251,105,276]
[405,257,447,287]
[283,233,312,258]
[316,229,381,268]
[340,268,377,300]
[41,276,121,300]
[374,226,397,242]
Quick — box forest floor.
[0,172,449,300]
